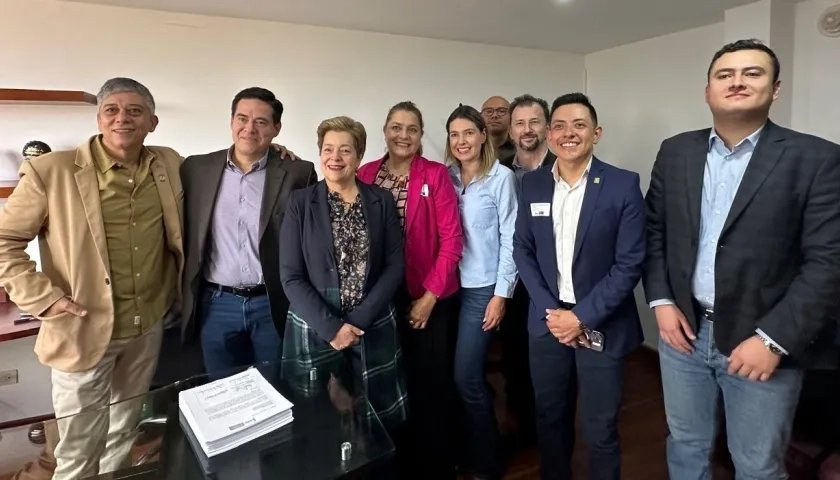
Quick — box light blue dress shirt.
[449,160,519,298]
[204,148,268,287]
[651,125,786,353]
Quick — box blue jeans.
[453,285,502,478]
[660,319,803,480]
[199,287,282,375]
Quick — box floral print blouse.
[373,163,409,232]
[327,190,369,314]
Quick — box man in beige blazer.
[0,77,184,479]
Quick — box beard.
[517,136,541,152]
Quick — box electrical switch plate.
[0,369,19,386]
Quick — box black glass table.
[2,354,394,480]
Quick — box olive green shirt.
[92,136,177,339]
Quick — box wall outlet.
[0,369,19,386]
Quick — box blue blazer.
[513,157,645,358]
[279,180,405,343]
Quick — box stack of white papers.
[178,367,294,457]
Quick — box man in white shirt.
[512,93,645,480]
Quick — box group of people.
[1,37,839,480]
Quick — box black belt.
[558,301,576,310]
[207,282,267,298]
[693,299,714,322]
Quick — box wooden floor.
[489,347,733,480]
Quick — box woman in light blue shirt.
[445,104,518,480]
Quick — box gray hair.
[96,77,156,114]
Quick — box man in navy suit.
[513,93,645,480]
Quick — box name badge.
[530,202,550,217]
[421,184,429,197]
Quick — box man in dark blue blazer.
[513,93,645,480]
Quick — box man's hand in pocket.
[41,297,87,318]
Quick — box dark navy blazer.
[512,156,645,358]
[279,180,405,343]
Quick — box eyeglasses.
[481,107,509,117]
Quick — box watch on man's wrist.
[761,336,785,356]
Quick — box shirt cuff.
[756,328,789,355]
[494,278,517,299]
[649,298,675,309]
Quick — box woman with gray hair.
[0,76,184,479]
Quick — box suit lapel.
[721,122,786,234]
[149,160,181,260]
[405,156,424,232]
[259,149,287,240]
[196,152,227,257]
[357,183,381,291]
[572,158,604,265]
[311,182,338,269]
[685,131,710,239]
[535,169,559,284]
[73,157,111,279]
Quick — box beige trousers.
[50,320,163,480]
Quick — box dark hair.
[510,94,550,123]
[707,38,780,83]
[444,104,496,177]
[231,87,284,124]
[384,101,425,156]
[549,93,598,126]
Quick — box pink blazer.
[357,154,462,300]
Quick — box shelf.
[0,88,96,105]
[0,302,40,343]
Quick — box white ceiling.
[63,0,764,54]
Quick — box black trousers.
[529,332,624,480]
[500,282,536,439]
[393,286,460,480]
[151,325,205,387]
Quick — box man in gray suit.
[644,38,840,479]
[180,87,317,374]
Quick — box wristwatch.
[762,337,785,355]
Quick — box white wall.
[0,0,585,181]
[0,0,585,464]
[791,0,840,144]
[584,1,840,349]
[584,23,722,348]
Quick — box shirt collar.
[448,159,502,185]
[513,147,550,171]
[226,146,269,172]
[708,124,765,152]
[552,156,592,184]
[91,134,154,173]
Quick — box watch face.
[764,340,783,355]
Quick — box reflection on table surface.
[1,354,394,480]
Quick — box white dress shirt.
[552,157,592,303]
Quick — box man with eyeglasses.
[481,95,516,167]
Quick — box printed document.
[179,367,294,456]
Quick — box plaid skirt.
[281,300,408,432]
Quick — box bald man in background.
[481,96,516,167]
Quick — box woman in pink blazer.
[357,101,463,480]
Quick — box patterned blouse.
[373,163,409,231]
[327,190,369,314]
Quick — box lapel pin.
[158,175,166,182]
[594,177,600,184]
